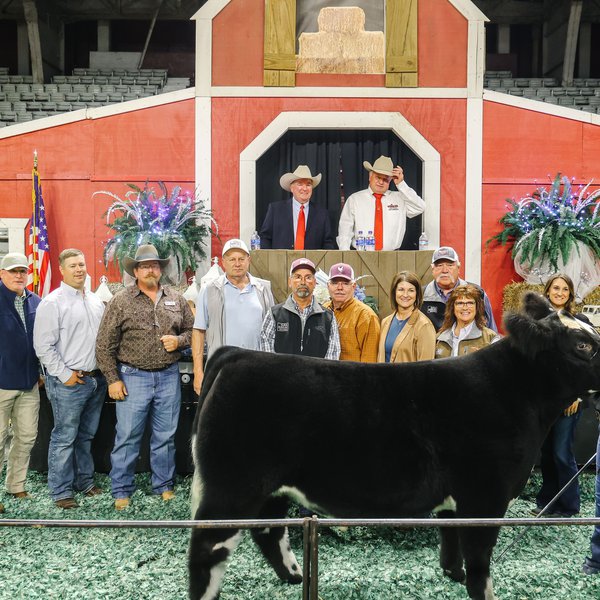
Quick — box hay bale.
[297,7,385,74]
[503,281,600,315]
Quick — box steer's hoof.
[285,573,303,585]
[444,567,466,583]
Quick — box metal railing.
[2,515,600,598]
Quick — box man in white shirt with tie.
[337,155,425,251]
[33,249,106,509]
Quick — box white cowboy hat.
[122,244,170,277]
[363,155,394,177]
[279,165,322,192]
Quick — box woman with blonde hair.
[435,284,500,358]
[377,271,436,363]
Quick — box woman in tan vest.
[377,271,436,363]
[435,284,500,358]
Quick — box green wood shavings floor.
[0,471,599,599]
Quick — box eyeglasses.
[292,274,314,283]
[137,263,160,271]
[455,301,475,308]
[4,269,28,276]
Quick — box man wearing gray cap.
[337,155,425,251]
[0,253,42,506]
[260,258,340,359]
[192,238,274,394]
[421,246,497,332]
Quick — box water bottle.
[355,230,365,251]
[250,230,261,251]
[418,231,429,251]
[366,230,375,251]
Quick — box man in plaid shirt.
[260,258,340,360]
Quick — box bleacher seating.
[0,67,191,128]
[485,71,600,114]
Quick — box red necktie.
[373,193,383,251]
[295,204,306,250]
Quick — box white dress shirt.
[337,181,425,251]
[33,282,105,383]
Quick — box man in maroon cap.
[323,263,380,362]
[260,258,340,359]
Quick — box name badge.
[164,301,176,306]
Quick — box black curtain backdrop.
[255,129,423,249]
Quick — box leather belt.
[79,370,102,377]
[120,362,169,372]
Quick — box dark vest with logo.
[271,304,333,357]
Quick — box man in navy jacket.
[259,165,336,250]
[0,252,42,505]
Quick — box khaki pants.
[0,385,40,493]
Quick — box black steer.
[188,293,600,600]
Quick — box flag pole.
[31,150,39,294]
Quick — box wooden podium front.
[249,250,434,317]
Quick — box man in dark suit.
[259,165,336,249]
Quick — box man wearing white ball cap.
[192,238,274,393]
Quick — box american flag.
[26,163,52,297]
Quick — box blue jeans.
[536,411,581,516]
[110,362,181,498]
[45,374,106,501]
[584,425,600,572]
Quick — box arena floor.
[0,471,599,599]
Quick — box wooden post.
[562,0,582,87]
[22,0,44,84]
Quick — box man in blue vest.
[0,252,42,507]
[260,258,340,359]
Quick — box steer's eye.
[577,342,592,352]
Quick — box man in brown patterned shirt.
[96,245,194,510]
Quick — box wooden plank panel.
[263,70,280,86]
[387,56,418,73]
[278,70,296,86]
[305,250,329,274]
[395,250,417,274]
[250,250,286,303]
[402,72,418,87]
[264,53,296,71]
[415,250,434,284]
[386,0,418,87]
[249,250,432,310]
[385,72,403,88]
[264,0,296,88]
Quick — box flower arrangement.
[488,173,600,272]
[95,182,217,282]
[354,276,378,314]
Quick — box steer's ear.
[504,309,557,357]
[521,292,552,320]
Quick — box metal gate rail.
[2,516,600,598]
